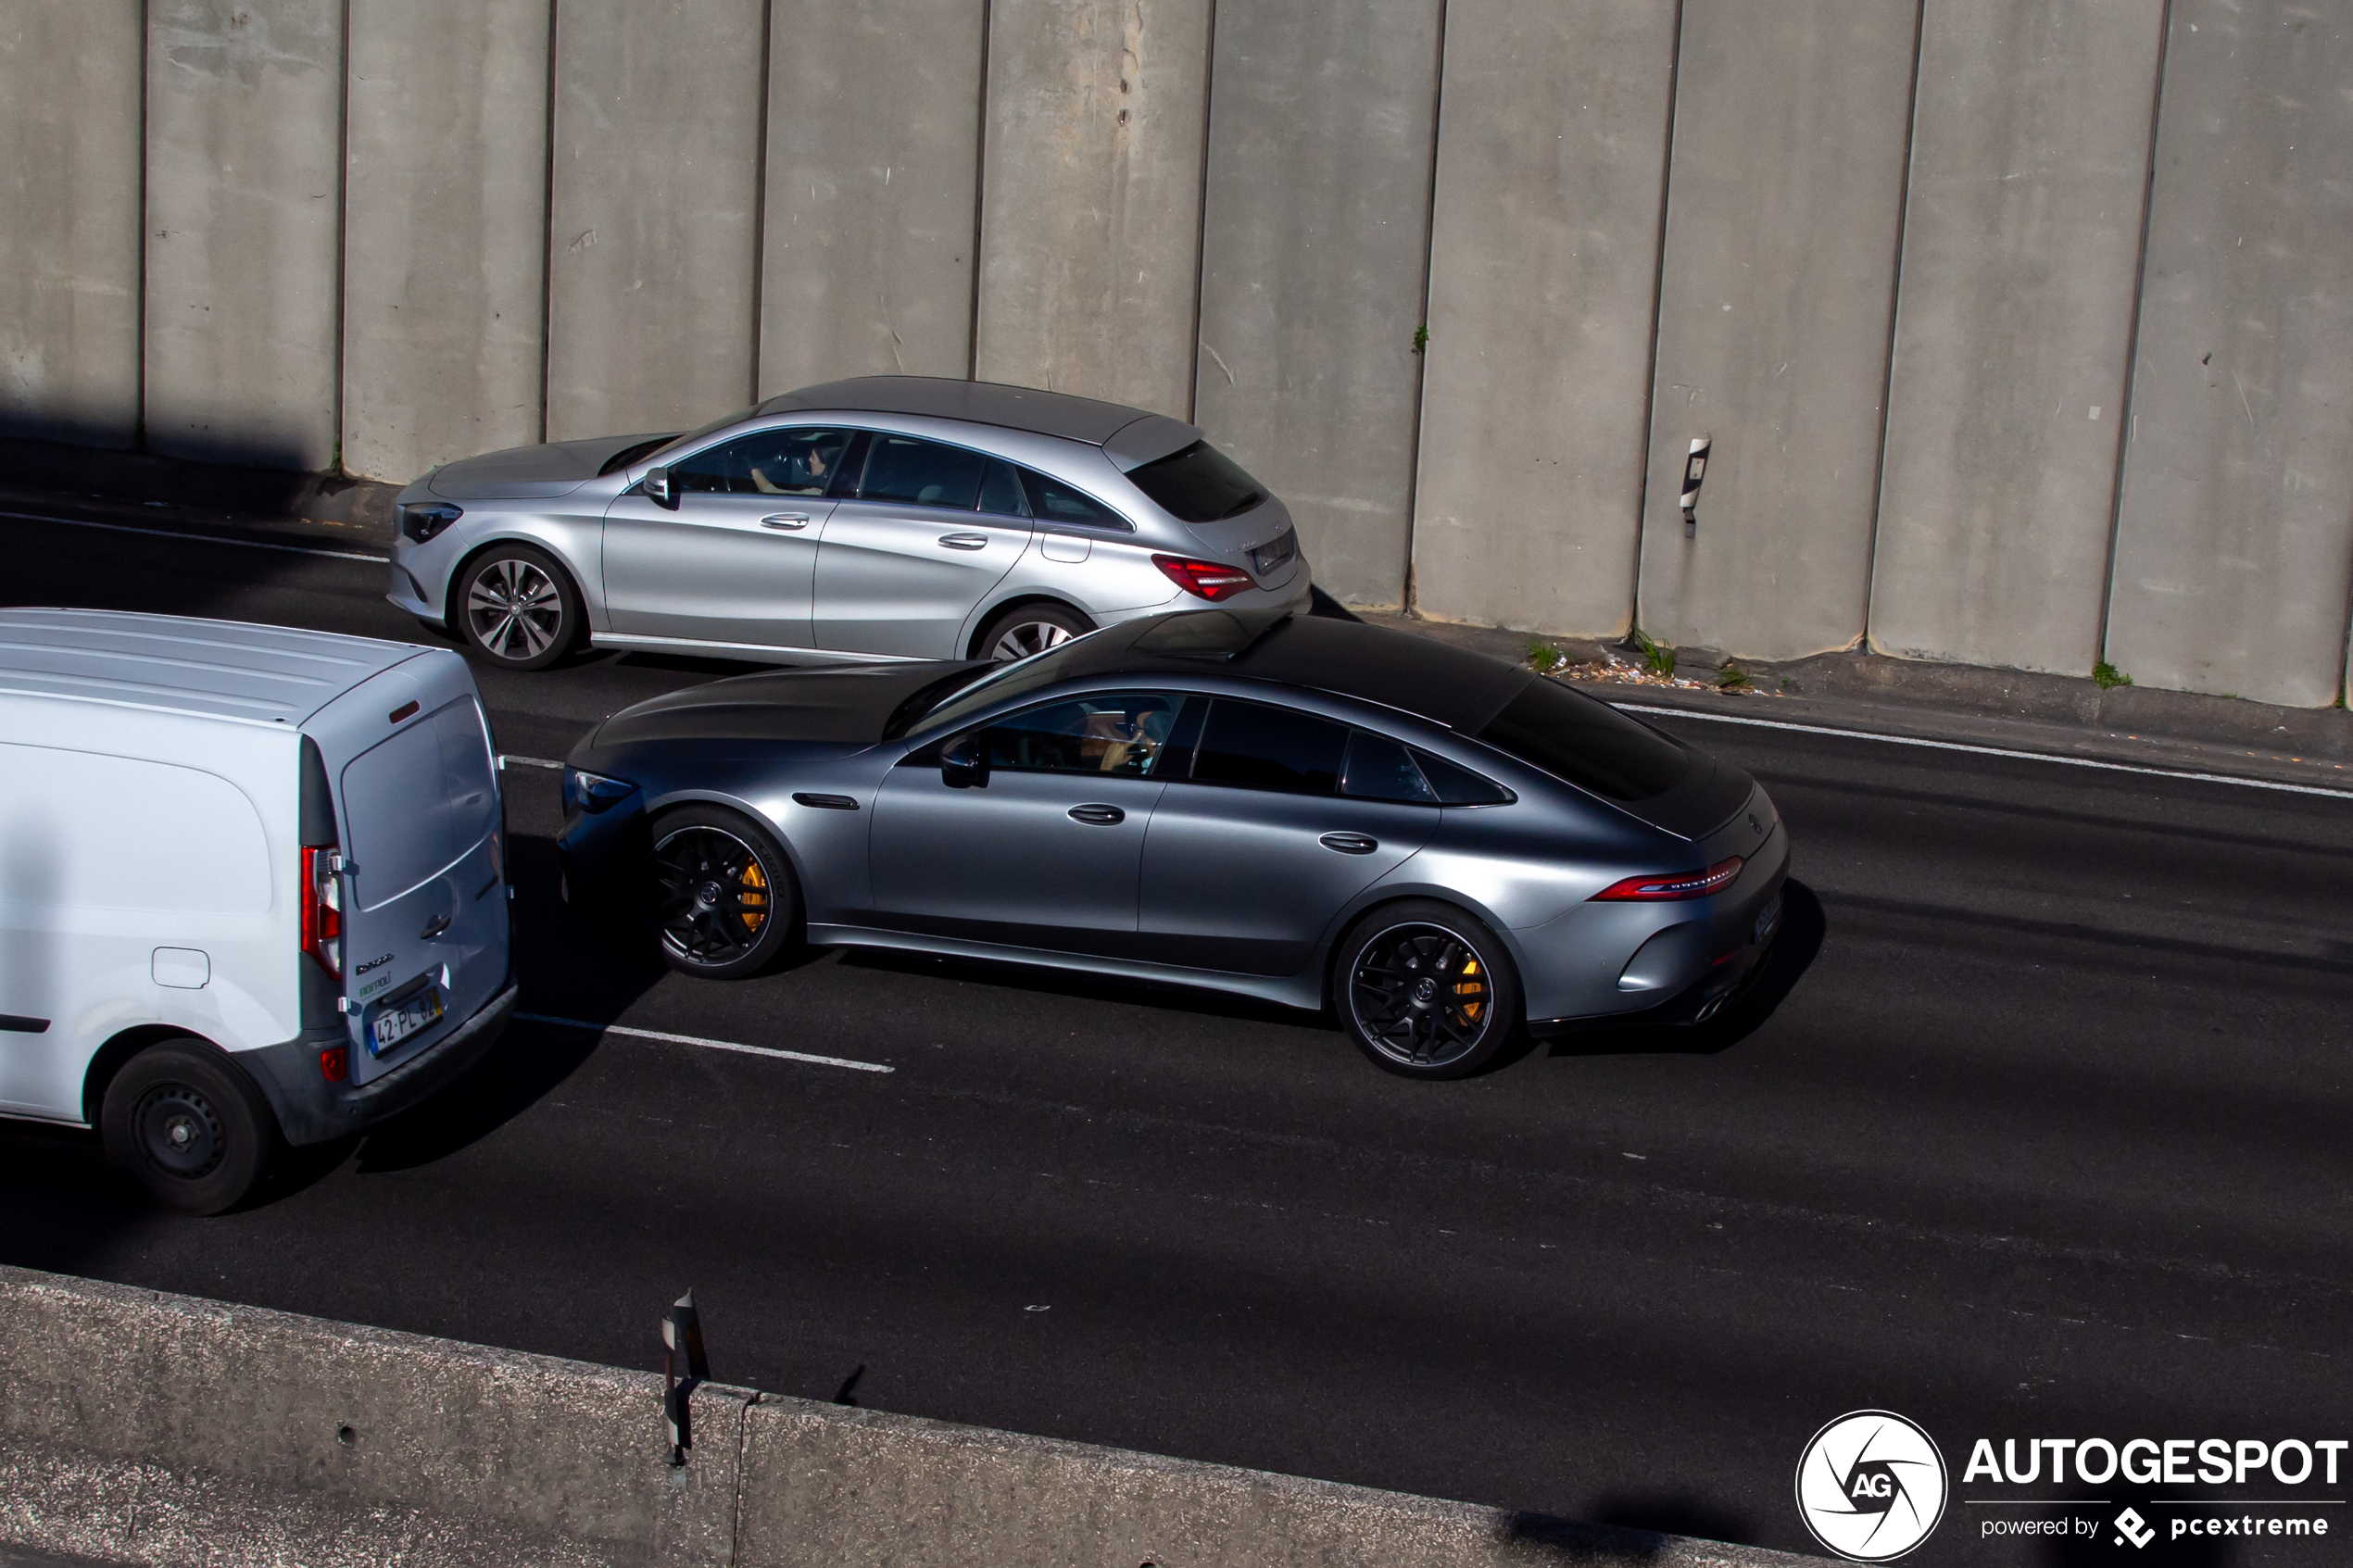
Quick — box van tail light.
[1589,856,1745,902]
[319,1045,349,1084]
[301,844,343,977]
[1152,554,1257,601]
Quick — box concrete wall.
[2104,3,2353,709]
[341,0,551,483]
[0,1,144,448]
[1636,0,1924,662]
[973,0,1213,415]
[1191,1,1445,610]
[1867,0,2165,678]
[545,0,766,441]
[1406,0,1679,638]
[758,0,985,397]
[145,0,346,471]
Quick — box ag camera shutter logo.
[1795,1410,1949,1562]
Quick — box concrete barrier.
[2104,2,2353,709]
[0,0,143,450]
[1868,0,2165,679]
[144,0,346,472]
[758,0,984,395]
[1407,0,1678,640]
[1191,0,1445,611]
[0,1265,1818,1568]
[340,0,553,483]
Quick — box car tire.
[453,543,583,671]
[1333,900,1522,1081]
[99,1038,279,1215]
[644,805,801,980]
[975,601,1095,662]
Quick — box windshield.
[648,405,761,462]
[1126,440,1267,522]
[1475,678,1692,801]
[912,632,1104,734]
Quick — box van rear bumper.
[242,980,521,1146]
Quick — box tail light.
[319,1045,349,1083]
[1152,554,1257,601]
[301,845,343,977]
[1590,856,1744,902]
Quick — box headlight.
[562,768,637,815]
[398,502,463,543]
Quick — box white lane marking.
[0,508,391,563]
[499,755,564,770]
[517,1011,895,1074]
[1617,702,2353,800]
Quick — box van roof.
[0,609,424,726]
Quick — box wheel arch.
[82,1024,228,1126]
[963,594,1097,660]
[1317,889,1530,1019]
[443,533,596,636]
[640,792,811,941]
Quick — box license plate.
[1250,531,1296,574]
[370,984,445,1056]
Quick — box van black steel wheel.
[99,1038,279,1214]
[646,806,799,979]
[1335,901,1521,1080]
[457,543,583,671]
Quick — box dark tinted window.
[1414,749,1513,806]
[1477,679,1689,801]
[1340,732,1437,804]
[1020,469,1131,531]
[1189,700,1345,794]
[673,428,854,495]
[977,458,1030,518]
[981,693,1184,777]
[861,435,988,509]
[1126,440,1267,522]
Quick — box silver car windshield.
[648,405,762,463]
[915,630,1104,734]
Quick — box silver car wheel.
[990,619,1076,662]
[1346,922,1496,1070]
[466,558,564,661]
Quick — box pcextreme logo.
[1795,1411,1950,1562]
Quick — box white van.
[0,609,517,1212]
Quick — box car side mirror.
[644,465,677,509]
[940,733,988,790]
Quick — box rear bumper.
[241,979,520,1146]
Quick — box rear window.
[1476,679,1690,802]
[1126,440,1266,522]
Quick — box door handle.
[1318,832,1378,855]
[761,513,811,530]
[937,533,989,551]
[419,910,453,939]
[1068,804,1126,826]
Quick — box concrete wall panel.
[342,0,550,483]
[759,0,984,397]
[1406,0,1677,637]
[2104,4,2353,709]
[545,0,765,442]
[0,2,144,447]
[1190,0,1443,609]
[1635,0,1921,661]
[145,0,345,471]
[1868,0,2164,677]
[974,0,1213,415]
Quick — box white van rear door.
[337,693,505,1081]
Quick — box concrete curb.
[0,1266,1824,1568]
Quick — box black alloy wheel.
[457,543,583,671]
[1337,901,1521,1080]
[99,1039,279,1214]
[646,806,799,979]
[975,601,1095,662]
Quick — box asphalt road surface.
[4,508,2347,1564]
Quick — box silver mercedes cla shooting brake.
[386,376,1312,671]
[557,608,1790,1079]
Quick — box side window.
[1188,700,1346,795]
[976,458,1031,519]
[979,693,1186,777]
[1020,468,1131,531]
[1413,748,1513,806]
[1340,732,1438,804]
[861,435,988,510]
[671,428,853,496]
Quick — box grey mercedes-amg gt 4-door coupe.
[387,376,1311,671]
[557,608,1790,1079]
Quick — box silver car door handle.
[1068,804,1126,826]
[1318,832,1378,855]
[937,533,989,550]
[761,513,811,529]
